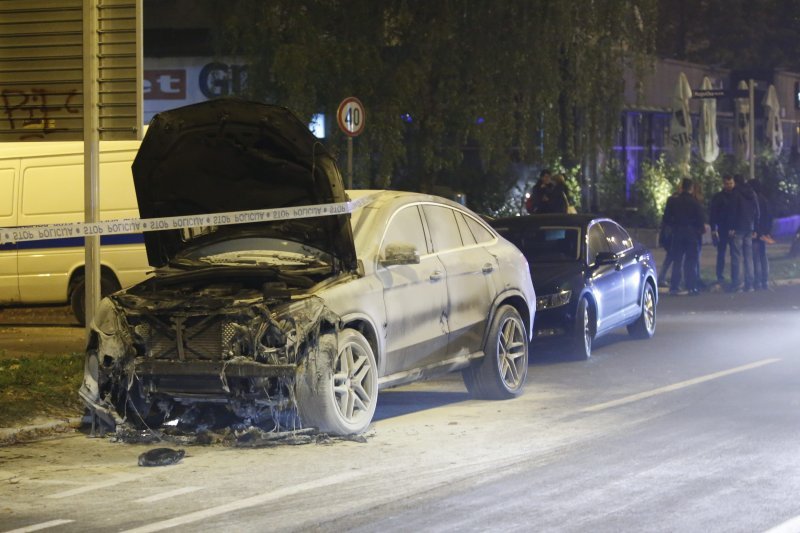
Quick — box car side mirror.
[380,242,421,266]
[594,251,617,265]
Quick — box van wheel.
[70,272,121,326]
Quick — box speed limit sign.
[337,97,365,137]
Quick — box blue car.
[491,214,658,359]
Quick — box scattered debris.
[138,447,186,467]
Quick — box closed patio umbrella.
[763,84,784,156]
[669,72,693,176]
[735,80,750,164]
[697,76,719,168]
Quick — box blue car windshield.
[501,226,581,262]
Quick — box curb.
[657,276,800,295]
[0,417,83,447]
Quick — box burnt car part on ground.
[491,214,657,360]
[80,98,537,437]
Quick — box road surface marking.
[134,486,203,503]
[2,519,74,533]
[765,515,800,533]
[46,473,146,499]
[120,470,366,533]
[581,358,781,413]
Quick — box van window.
[0,169,13,217]
[98,161,139,214]
[22,163,83,217]
[20,156,139,224]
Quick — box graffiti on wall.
[1,88,80,140]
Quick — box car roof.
[490,213,603,228]
[347,189,481,214]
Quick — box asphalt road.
[1,286,800,533]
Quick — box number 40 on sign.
[337,97,365,137]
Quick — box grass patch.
[699,247,800,284]
[769,256,800,281]
[0,353,84,427]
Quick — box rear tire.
[627,283,656,339]
[296,328,378,435]
[462,305,528,399]
[70,272,121,326]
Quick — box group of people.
[659,174,773,295]
[525,169,574,214]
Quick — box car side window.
[381,205,429,256]
[464,215,495,243]
[422,204,463,252]
[454,211,477,246]
[587,223,610,264]
[600,221,633,254]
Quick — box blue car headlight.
[536,289,572,310]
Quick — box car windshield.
[172,236,332,270]
[500,226,581,262]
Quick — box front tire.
[462,305,528,399]
[627,283,657,339]
[296,328,378,435]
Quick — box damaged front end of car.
[79,287,341,434]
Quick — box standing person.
[526,169,551,213]
[552,173,572,213]
[692,183,707,290]
[728,174,760,292]
[658,189,679,287]
[708,174,737,286]
[749,178,773,290]
[526,169,565,214]
[662,178,706,295]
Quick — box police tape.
[0,195,376,245]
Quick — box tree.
[656,0,800,72]
[215,1,655,207]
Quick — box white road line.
[46,473,145,499]
[120,471,366,533]
[581,358,781,413]
[2,519,74,533]
[134,486,203,503]
[765,514,800,533]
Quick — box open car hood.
[132,98,357,271]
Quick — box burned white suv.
[80,99,535,436]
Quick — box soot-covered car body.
[490,214,657,359]
[79,99,535,436]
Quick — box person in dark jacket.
[729,174,760,292]
[658,189,679,286]
[662,178,706,295]
[526,169,567,214]
[749,178,772,290]
[708,174,737,285]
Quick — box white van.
[0,139,151,324]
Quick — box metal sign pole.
[347,136,353,189]
[83,0,100,330]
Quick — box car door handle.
[615,263,622,271]
[430,270,443,282]
[482,263,494,274]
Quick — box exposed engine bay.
[79,268,342,435]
